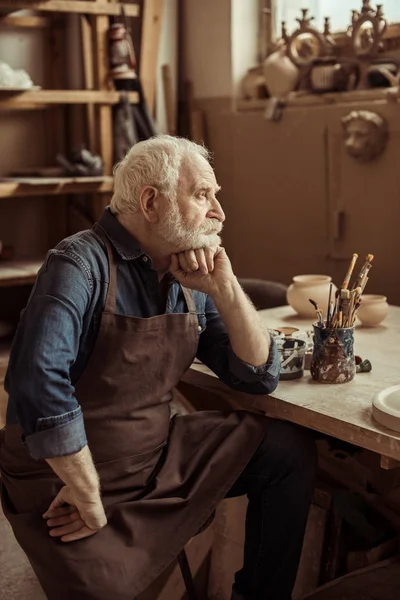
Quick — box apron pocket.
[96,441,167,494]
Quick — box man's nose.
[208,199,225,222]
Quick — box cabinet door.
[327,103,400,304]
[223,108,330,285]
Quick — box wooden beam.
[0,15,50,28]
[0,89,138,109]
[380,455,400,470]
[140,0,165,114]
[0,2,140,17]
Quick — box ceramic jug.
[263,47,299,98]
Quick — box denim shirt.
[5,208,280,460]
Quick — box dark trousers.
[225,419,317,600]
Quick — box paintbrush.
[340,289,351,327]
[349,287,362,325]
[342,253,358,290]
[330,288,340,328]
[326,283,333,327]
[352,254,374,291]
[309,298,325,328]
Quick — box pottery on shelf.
[357,294,388,327]
[287,274,336,319]
[263,47,299,98]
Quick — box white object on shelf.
[263,47,299,98]
[372,384,400,433]
[0,61,36,90]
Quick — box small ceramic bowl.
[357,294,388,327]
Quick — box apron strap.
[181,285,197,315]
[93,223,117,314]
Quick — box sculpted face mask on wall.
[342,110,389,162]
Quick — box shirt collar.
[97,207,146,261]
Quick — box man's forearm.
[212,277,271,367]
[46,445,100,499]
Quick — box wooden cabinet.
[211,93,400,304]
[326,101,400,304]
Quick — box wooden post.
[90,0,114,221]
[80,14,96,152]
[140,0,164,114]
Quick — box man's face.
[156,154,225,252]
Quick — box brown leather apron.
[0,225,269,600]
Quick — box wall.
[181,0,262,101]
[180,0,233,99]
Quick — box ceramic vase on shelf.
[287,275,336,319]
[263,47,299,98]
[357,294,388,327]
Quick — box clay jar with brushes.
[357,294,388,327]
[287,275,336,318]
[310,324,356,384]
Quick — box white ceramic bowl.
[357,294,388,327]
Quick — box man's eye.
[197,190,207,199]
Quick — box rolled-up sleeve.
[196,296,280,395]
[4,251,91,459]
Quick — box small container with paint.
[310,323,356,384]
[270,329,307,380]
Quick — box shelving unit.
[0,0,159,289]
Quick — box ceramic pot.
[287,275,336,319]
[263,47,299,98]
[357,294,388,327]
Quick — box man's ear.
[139,186,160,223]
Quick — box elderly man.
[0,135,316,600]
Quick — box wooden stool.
[176,511,215,600]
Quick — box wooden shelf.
[236,87,398,112]
[0,15,50,28]
[0,2,140,17]
[0,176,114,198]
[0,260,42,288]
[0,89,139,110]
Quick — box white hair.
[110,134,211,215]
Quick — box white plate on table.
[372,384,400,432]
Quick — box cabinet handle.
[333,210,346,241]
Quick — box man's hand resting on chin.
[169,247,236,297]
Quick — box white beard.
[156,201,222,251]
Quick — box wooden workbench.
[184,305,400,464]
